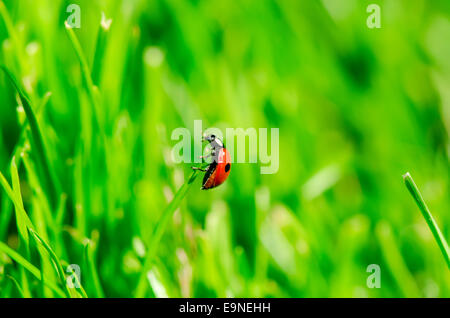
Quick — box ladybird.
[192,134,231,190]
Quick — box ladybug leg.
[200,146,215,157]
[202,148,216,158]
[199,148,215,161]
[191,166,208,172]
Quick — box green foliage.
[0,0,449,298]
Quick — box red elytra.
[201,148,231,190]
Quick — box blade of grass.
[84,241,105,298]
[92,12,112,85]
[5,274,26,298]
[0,241,66,297]
[13,91,52,160]
[1,161,75,297]
[375,221,421,297]
[403,172,450,268]
[65,22,110,242]
[10,156,30,245]
[28,228,66,283]
[0,1,26,71]
[9,156,50,297]
[52,193,68,258]
[30,234,56,298]
[22,154,56,233]
[65,22,103,130]
[0,166,21,208]
[0,168,34,240]
[0,196,12,240]
[55,193,68,228]
[134,170,199,297]
[0,65,60,209]
[2,157,33,297]
[60,255,89,298]
[28,228,88,297]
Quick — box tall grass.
[0,0,449,298]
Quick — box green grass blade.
[84,241,105,298]
[0,161,33,243]
[1,158,33,297]
[0,2,18,45]
[0,167,19,205]
[22,154,56,233]
[2,158,35,296]
[65,22,103,129]
[64,262,88,298]
[29,228,88,298]
[2,158,67,296]
[10,156,30,245]
[0,65,60,209]
[30,235,57,297]
[13,91,52,160]
[0,1,26,70]
[28,229,66,282]
[5,274,26,298]
[0,197,12,240]
[55,193,67,228]
[28,228,84,297]
[375,221,421,297]
[134,170,199,297]
[92,12,112,85]
[0,241,66,297]
[403,172,450,268]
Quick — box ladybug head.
[203,134,224,149]
[204,134,216,143]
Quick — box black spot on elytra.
[225,163,230,172]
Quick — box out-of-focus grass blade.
[2,158,75,297]
[10,156,30,245]
[403,172,450,268]
[92,12,112,85]
[0,66,60,209]
[3,158,61,297]
[84,241,105,298]
[0,241,65,297]
[65,22,103,130]
[55,193,67,227]
[134,170,199,297]
[0,1,26,70]
[28,228,87,298]
[0,168,20,208]
[0,197,12,240]
[5,274,26,298]
[375,221,421,297]
[13,91,52,160]
[29,234,55,297]
[28,229,66,282]
[22,154,56,233]
[0,2,18,44]
[29,228,88,298]
[1,159,34,251]
[64,261,88,298]
[2,158,33,297]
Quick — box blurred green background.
[0,0,449,297]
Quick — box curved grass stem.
[403,172,450,268]
[134,170,199,297]
[0,66,60,209]
[65,22,103,130]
